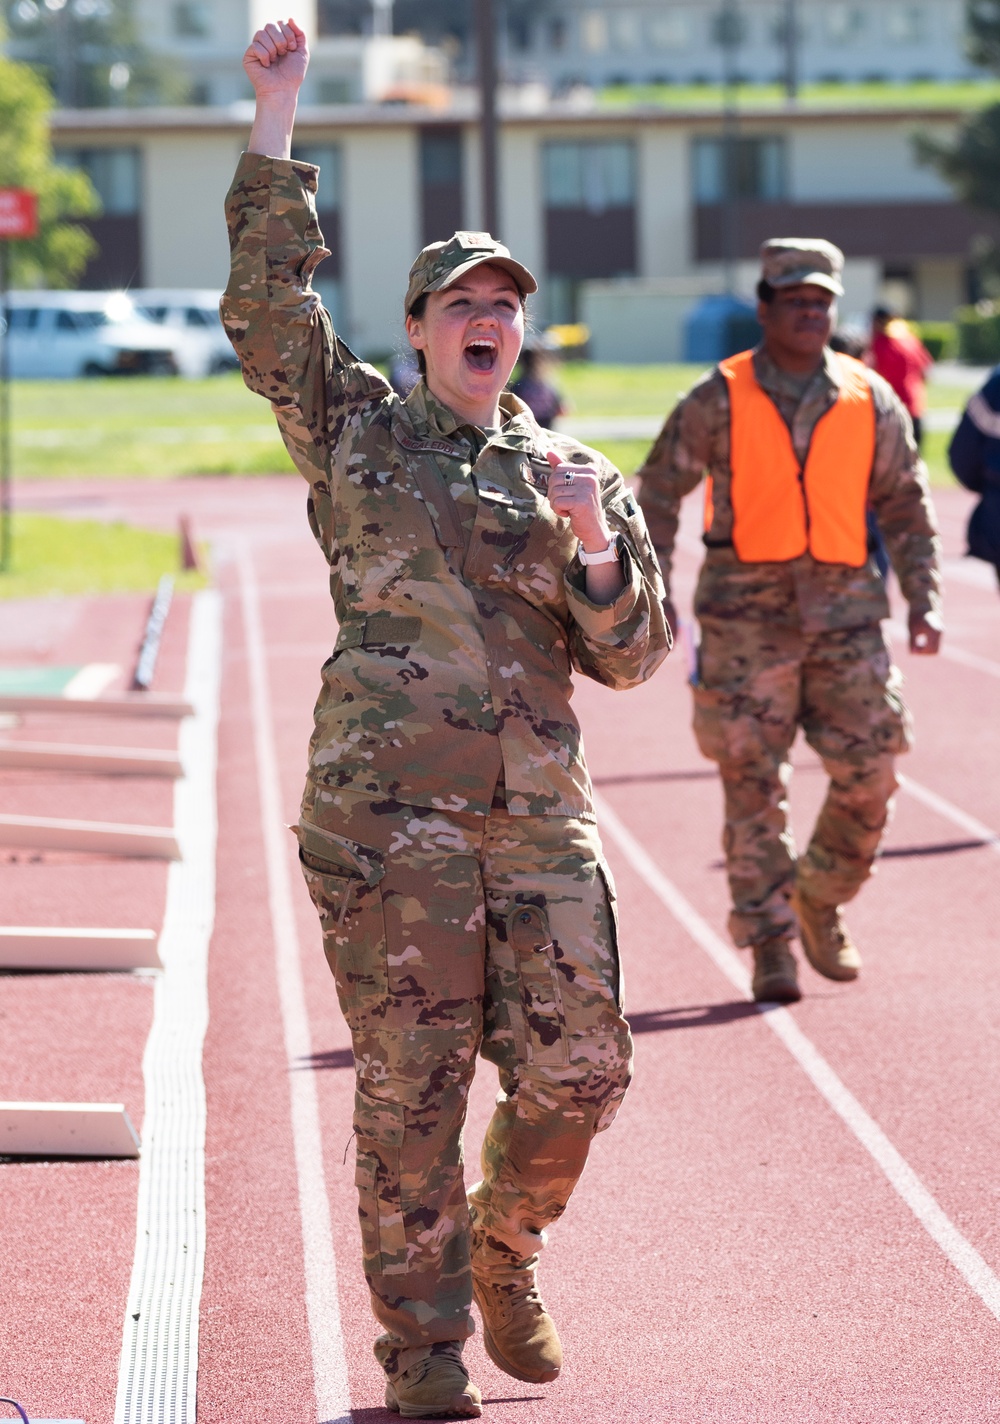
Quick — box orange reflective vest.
[714,349,876,567]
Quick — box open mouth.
[464,338,498,373]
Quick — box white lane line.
[114,590,222,1424]
[898,774,1000,858]
[887,620,1000,680]
[239,545,352,1424]
[595,792,1000,1326]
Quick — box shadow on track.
[628,1002,759,1033]
[880,838,990,858]
[295,1047,355,1071]
[591,767,717,787]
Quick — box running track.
[2,475,999,1423]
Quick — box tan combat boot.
[384,1343,482,1419]
[471,1266,563,1384]
[793,887,862,982]
[751,937,802,1003]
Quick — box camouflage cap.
[404,231,538,316]
[760,237,845,296]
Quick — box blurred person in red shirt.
[869,306,933,448]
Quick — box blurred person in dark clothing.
[511,339,566,429]
[948,369,1000,593]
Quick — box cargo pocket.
[297,817,387,1029]
[508,901,568,1067]
[354,1089,409,1277]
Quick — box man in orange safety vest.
[636,238,942,1003]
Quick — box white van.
[3,290,186,378]
[130,289,240,378]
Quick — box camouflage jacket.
[222,151,669,818]
[635,346,943,634]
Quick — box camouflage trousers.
[692,618,912,947]
[297,784,631,1376]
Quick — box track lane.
[7,476,999,1421]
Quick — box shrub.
[956,302,1000,364]
[914,321,957,361]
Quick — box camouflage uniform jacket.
[223,151,669,818]
[636,346,942,634]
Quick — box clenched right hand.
[243,18,309,98]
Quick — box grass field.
[0,514,206,601]
[7,362,970,487]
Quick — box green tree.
[967,0,1000,71]
[915,3,1000,293]
[0,49,99,287]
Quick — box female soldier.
[224,19,671,1419]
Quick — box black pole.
[0,240,10,574]
[719,1,742,296]
[476,0,499,235]
[784,0,799,101]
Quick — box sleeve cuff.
[563,546,642,640]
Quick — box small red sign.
[0,188,39,239]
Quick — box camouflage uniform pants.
[692,619,912,947]
[297,785,631,1376]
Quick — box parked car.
[130,289,239,377]
[2,290,187,378]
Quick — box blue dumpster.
[683,294,762,363]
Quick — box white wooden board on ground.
[0,741,182,777]
[0,927,161,971]
[63,663,120,698]
[0,1103,140,1157]
[0,693,193,719]
[0,814,180,860]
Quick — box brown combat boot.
[793,887,862,982]
[471,1267,562,1384]
[751,937,802,1003]
[384,1343,482,1419]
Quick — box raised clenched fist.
[243,18,309,99]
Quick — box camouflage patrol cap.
[404,231,538,316]
[760,237,845,296]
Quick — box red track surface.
[3,476,999,1422]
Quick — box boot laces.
[756,939,792,975]
[408,1342,466,1384]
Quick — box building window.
[290,145,342,292]
[543,140,637,323]
[710,7,748,48]
[508,15,531,51]
[420,128,463,245]
[318,78,354,104]
[53,146,143,287]
[290,145,341,213]
[547,17,567,50]
[824,5,865,42]
[609,11,640,51]
[317,0,364,37]
[886,4,926,42]
[648,13,690,50]
[172,1,211,38]
[544,140,635,213]
[692,136,786,204]
[58,147,141,214]
[580,11,608,53]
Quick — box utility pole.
[717,0,743,295]
[475,0,499,235]
[784,0,799,101]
